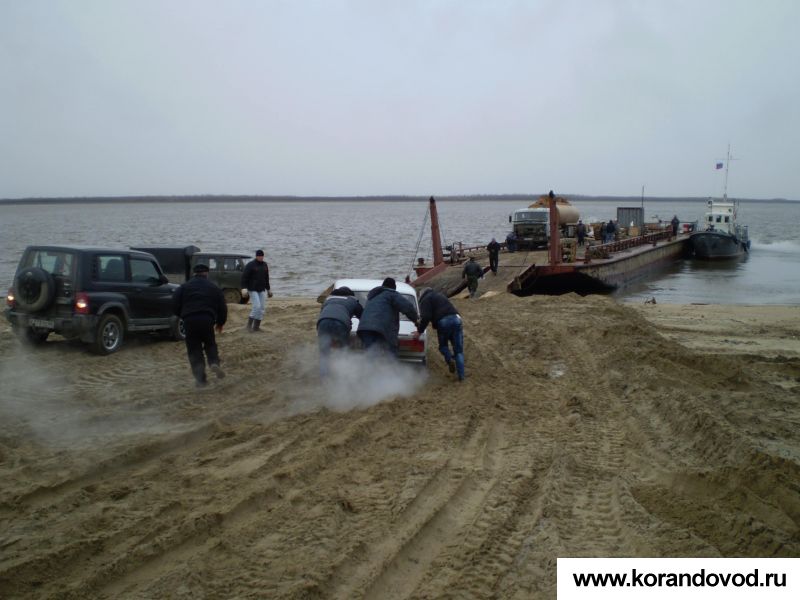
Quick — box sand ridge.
[0,295,799,598]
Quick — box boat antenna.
[408,202,430,279]
[719,143,740,214]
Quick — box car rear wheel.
[92,314,124,355]
[223,288,241,304]
[14,267,56,312]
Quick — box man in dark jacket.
[576,220,586,246]
[416,287,465,381]
[462,257,483,298]
[356,277,419,357]
[671,215,680,237]
[317,286,363,376]
[487,238,501,275]
[241,249,272,332]
[605,220,616,243]
[173,263,228,387]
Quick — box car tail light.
[399,338,425,353]
[6,287,15,308]
[74,292,90,314]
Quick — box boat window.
[707,216,713,222]
[716,216,722,222]
[724,216,730,223]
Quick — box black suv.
[5,246,185,354]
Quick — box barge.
[411,197,691,297]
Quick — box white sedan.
[332,278,427,364]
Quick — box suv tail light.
[74,292,90,314]
[6,287,15,308]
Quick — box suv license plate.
[29,319,54,329]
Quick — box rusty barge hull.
[512,237,690,295]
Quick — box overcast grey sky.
[1,0,798,199]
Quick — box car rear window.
[353,290,418,322]
[23,249,77,278]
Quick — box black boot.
[247,317,254,331]
[252,319,262,332]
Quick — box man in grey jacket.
[356,278,419,357]
[316,286,363,376]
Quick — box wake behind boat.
[690,146,751,259]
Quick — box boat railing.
[583,230,674,263]
[443,241,506,264]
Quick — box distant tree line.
[0,193,794,205]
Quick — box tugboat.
[690,146,751,259]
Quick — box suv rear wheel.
[171,317,186,341]
[93,314,124,355]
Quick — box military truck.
[131,246,250,304]
[508,195,580,249]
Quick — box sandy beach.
[1,294,799,598]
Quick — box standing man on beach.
[487,238,501,275]
[462,257,483,298]
[173,263,227,387]
[415,288,465,381]
[357,277,419,357]
[241,249,272,332]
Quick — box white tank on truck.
[509,195,580,249]
[527,195,580,225]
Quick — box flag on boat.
[715,162,724,169]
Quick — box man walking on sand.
[241,249,273,332]
[462,256,483,298]
[415,287,465,381]
[487,238,501,275]
[357,277,419,358]
[173,263,227,387]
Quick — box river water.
[1,199,798,305]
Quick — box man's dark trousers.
[184,313,219,383]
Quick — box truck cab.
[510,208,550,248]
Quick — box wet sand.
[1,295,799,598]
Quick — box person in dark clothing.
[416,288,465,381]
[241,249,272,332]
[173,263,228,387]
[505,231,517,253]
[317,286,363,377]
[487,238,501,275]
[576,220,586,247]
[462,257,483,298]
[605,220,616,243]
[671,215,680,237]
[356,277,419,357]
[600,221,607,244]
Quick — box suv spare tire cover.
[14,267,56,312]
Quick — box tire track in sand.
[328,412,504,600]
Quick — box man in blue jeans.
[241,249,273,332]
[316,286,363,376]
[415,287,465,381]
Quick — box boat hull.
[690,231,749,259]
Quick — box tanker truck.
[508,195,580,249]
